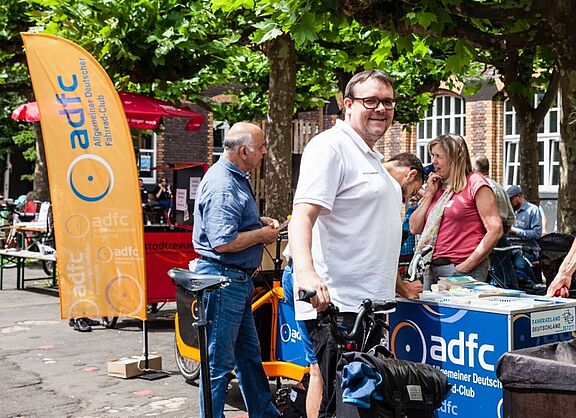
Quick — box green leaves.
[211,0,255,13]
[444,40,474,74]
[291,13,318,46]
[416,12,438,29]
[253,21,283,44]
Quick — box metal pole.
[195,291,213,418]
[274,235,282,276]
[142,320,149,369]
[3,151,11,199]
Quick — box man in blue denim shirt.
[506,185,542,286]
[193,122,281,418]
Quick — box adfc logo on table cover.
[390,320,427,363]
[391,305,497,372]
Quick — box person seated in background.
[153,178,172,211]
[506,185,542,288]
[139,178,149,204]
[139,179,152,224]
[20,191,38,221]
[153,178,173,225]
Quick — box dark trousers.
[305,312,383,418]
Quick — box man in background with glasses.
[289,70,422,417]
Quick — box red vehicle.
[144,225,198,305]
[102,163,206,327]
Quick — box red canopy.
[11,92,205,131]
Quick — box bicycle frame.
[489,244,540,290]
[174,279,309,382]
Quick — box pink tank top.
[426,172,490,264]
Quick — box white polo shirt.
[293,120,402,314]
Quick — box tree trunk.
[264,34,295,220]
[557,71,576,234]
[33,123,50,201]
[516,113,540,205]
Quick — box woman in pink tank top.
[409,134,502,290]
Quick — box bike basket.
[175,286,198,348]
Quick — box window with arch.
[503,93,560,192]
[416,95,466,164]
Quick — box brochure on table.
[389,280,576,418]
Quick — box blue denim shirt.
[193,158,263,268]
[400,205,417,257]
[510,200,542,255]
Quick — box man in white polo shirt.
[289,69,422,417]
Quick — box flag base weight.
[137,370,171,381]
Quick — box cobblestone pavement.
[0,265,278,418]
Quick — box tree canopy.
[3,0,574,228]
[338,0,576,231]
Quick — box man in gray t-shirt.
[474,156,517,288]
[473,156,515,233]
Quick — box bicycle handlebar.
[298,288,316,302]
[347,299,397,340]
[407,245,433,282]
[493,245,522,251]
[297,289,397,342]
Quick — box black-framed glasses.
[349,96,397,110]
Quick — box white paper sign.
[175,188,187,211]
[531,307,576,337]
[189,177,201,199]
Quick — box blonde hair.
[428,134,471,193]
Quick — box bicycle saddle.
[168,268,230,292]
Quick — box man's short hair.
[344,70,395,99]
[223,132,253,151]
[387,152,424,182]
[474,156,490,175]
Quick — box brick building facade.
[142,82,560,230]
[136,103,210,191]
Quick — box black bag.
[278,384,308,418]
[337,351,450,418]
[538,233,575,253]
[538,233,576,288]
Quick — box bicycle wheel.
[39,234,56,276]
[102,317,119,328]
[42,259,55,276]
[174,336,200,382]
